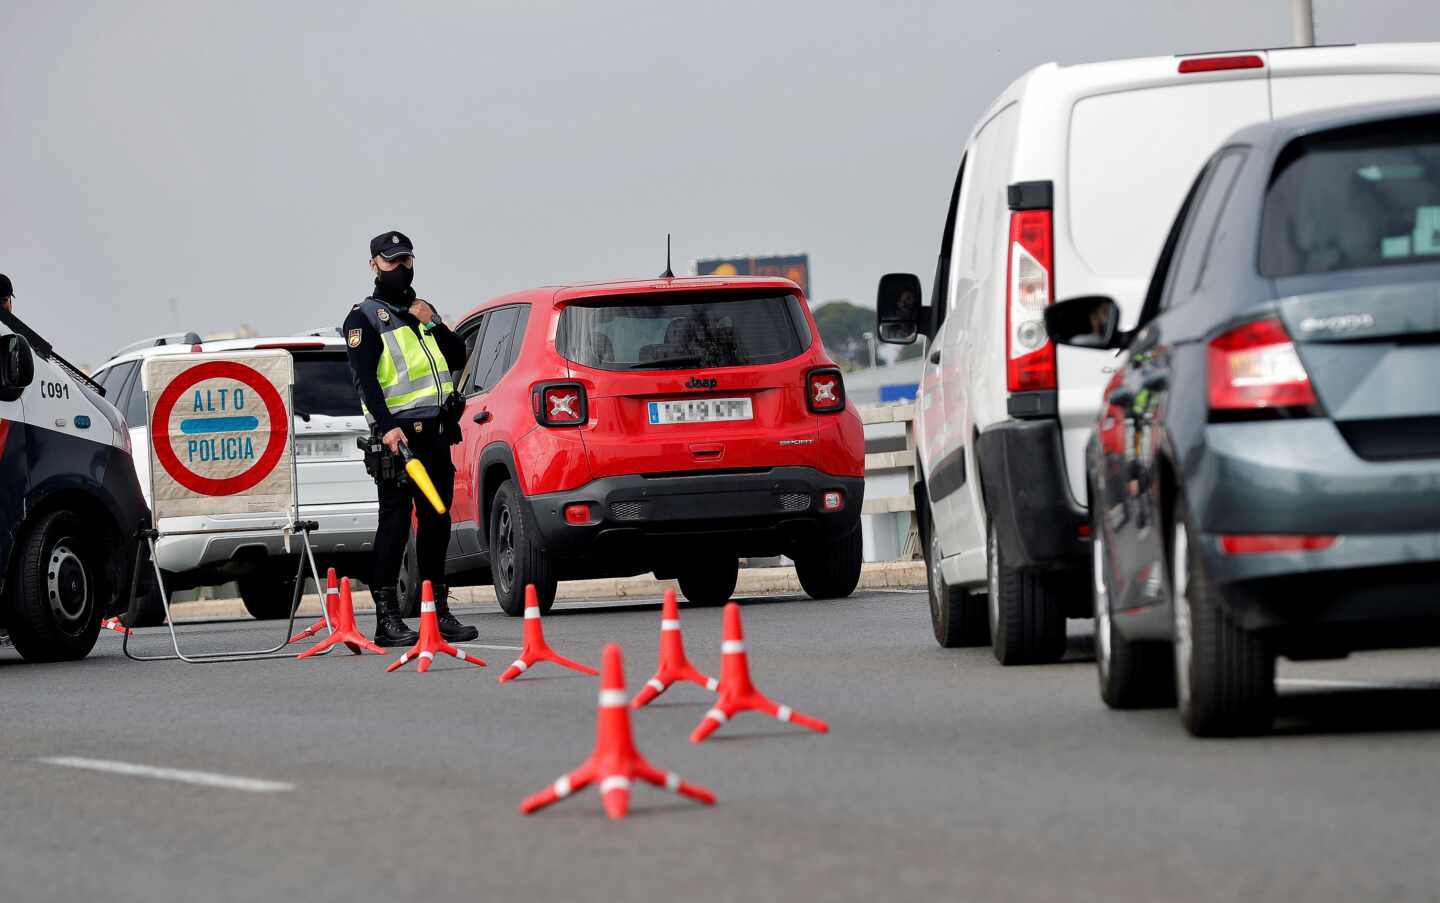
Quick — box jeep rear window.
[1260,118,1440,276]
[558,293,812,371]
[293,351,363,417]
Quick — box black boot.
[372,587,419,647]
[434,584,479,643]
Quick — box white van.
[92,333,376,623]
[0,310,149,661]
[877,43,1440,664]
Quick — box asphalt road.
[3,587,1439,902]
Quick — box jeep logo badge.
[685,376,717,390]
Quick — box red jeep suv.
[421,275,865,615]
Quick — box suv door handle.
[472,410,491,424]
[929,348,941,365]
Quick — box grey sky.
[2,0,1435,367]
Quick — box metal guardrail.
[858,403,920,559]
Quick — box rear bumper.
[976,419,1087,571]
[1187,420,1440,642]
[155,502,378,577]
[525,467,864,565]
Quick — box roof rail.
[109,331,205,359]
[303,326,343,337]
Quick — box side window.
[93,364,125,398]
[1137,164,1211,328]
[113,362,147,426]
[457,314,489,395]
[929,155,967,333]
[504,305,531,369]
[1160,150,1247,311]
[471,306,521,393]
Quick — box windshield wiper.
[629,355,703,370]
[294,410,312,422]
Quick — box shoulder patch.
[377,308,391,322]
[347,328,362,348]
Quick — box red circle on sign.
[149,360,290,497]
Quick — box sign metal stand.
[120,351,336,664]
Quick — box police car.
[0,309,149,661]
[92,332,377,623]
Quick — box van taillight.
[806,367,845,413]
[1207,317,1317,411]
[1178,54,1264,74]
[532,381,588,427]
[1005,209,1056,392]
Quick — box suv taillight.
[806,367,845,413]
[1207,318,1317,412]
[1005,209,1056,392]
[532,381,587,427]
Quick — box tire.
[1170,498,1275,737]
[986,520,1066,666]
[924,502,987,648]
[795,526,863,601]
[7,511,103,662]
[126,582,171,628]
[238,573,301,620]
[490,479,555,617]
[1092,503,1174,708]
[677,555,739,607]
[396,530,421,618]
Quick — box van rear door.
[1268,44,1440,118]
[1059,55,1271,503]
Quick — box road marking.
[1278,677,1440,691]
[39,757,293,793]
[459,643,523,651]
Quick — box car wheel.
[1170,498,1274,737]
[7,511,103,662]
[396,529,421,618]
[1093,510,1174,709]
[794,526,863,600]
[238,573,301,620]
[987,520,1066,666]
[925,503,988,648]
[678,555,740,607]
[490,479,555,617]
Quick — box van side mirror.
[0,334,35,401]
[876,273,926,344]
[1044,296,1123,350]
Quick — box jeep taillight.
[1207,317,1317,412]
[806,368,845,413]
[532,381,588,427]
[1005,209,1056,392]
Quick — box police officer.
[343,231,478,646]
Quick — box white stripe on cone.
[777,705,792,723]
[721,640,745,654]
[645,678,665,693]
[421,601,436,613]
[554,776,572,798]
[705,677,719,691]
[665,771,680,791]
[599,776,632,794]
[705,708,727,724]
[661,619,680,631]
[510,659,528,673]
[598,689,627,708]
[524,608,540,620]
[419,651,435,661]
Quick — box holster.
[356,434,409,487]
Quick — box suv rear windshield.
[1260,119,1440,277]
[293,350,363,417]
[557,293,812,371]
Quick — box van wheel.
[795,527,863,600]
[987,521,1066,665]
[1093,512,1174,708]
[238,574,301,620]
[925,502,987,647]
[490,479,555,617]
[8,511,102,662]
[678,556,739,607]
[396,530,421,618]
[1171,499,1274,736]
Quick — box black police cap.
[370,231,415,261]
[0,274,11,297]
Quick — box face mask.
[376,264,414,293]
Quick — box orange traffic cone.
[520,643,715,819]
[631,589,717,708]
[690,602,829,743]
[297,578,388,658]
[289,567,341,645]
[385,580,487,673]
[497,585,598,683]
[100,616,132,636]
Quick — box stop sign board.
[143,350,296,520]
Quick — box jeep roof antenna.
[660,233,674,279]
